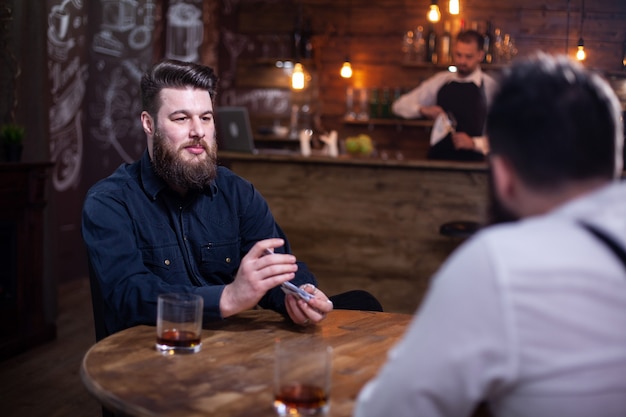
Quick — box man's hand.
[220,238,297,317]
[419,105,445,119]
[285,283,334,326]
[451,132,476,150]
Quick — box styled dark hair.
[486,53,623,190]
[140,59,219,119]
[456,30,484,51]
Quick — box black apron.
[427,80,487,161]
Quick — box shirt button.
[225,257,231,263]
[164,259,171,266]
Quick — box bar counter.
[218,151,489,313]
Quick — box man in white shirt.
[355,53,626,417]
[393,30,498,161]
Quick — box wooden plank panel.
[225,157,489,311]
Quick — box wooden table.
[81,309,412,417]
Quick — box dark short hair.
[140,59,219,119]
[456,30,484,51]
[486,53,623,190]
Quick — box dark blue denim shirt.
[82,150,316,335]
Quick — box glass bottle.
[369,88,379,119]
[380,88,391,119]
[301,17,314,59]
[439,21,452,65]
[493,28,503,64]
[402,30,415,62]
[414,26,426,62]
[426,24,438,64]
[483,21,494,64]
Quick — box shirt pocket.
[200,239,241,281]
[141,243,187,282]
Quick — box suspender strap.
[580,222,626,271]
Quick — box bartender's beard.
[152,129,218,192]
[486,168,520,226]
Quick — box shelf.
[399,61,508,71]
[344,117,434,128]
[254,134,299,142]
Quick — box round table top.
[81,309,412,417]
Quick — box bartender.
[392,30,498,161]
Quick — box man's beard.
[456,65,472,77]
[152,130,218,192]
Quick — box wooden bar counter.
[218,151,489,314]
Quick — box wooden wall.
[218,0,626,156]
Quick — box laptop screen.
[215,107,257,154]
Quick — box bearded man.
[393,30,499,161]
[83,60,379,340]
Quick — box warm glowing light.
[576,38,586,61]
[340,60,353,78]
[449,0,459,15]
[291,62,305,89]
[427,3,441,22]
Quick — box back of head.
[456,30,484,51]
[486,53,623,190]
[140,59,219,119]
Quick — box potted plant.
[1,123,25,162]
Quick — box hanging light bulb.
[427,0,441,23]
[576,38,586,61]
[449,0,459,15]
[291,62,305,89]
[340,58,353,78]
[575,0,586,61]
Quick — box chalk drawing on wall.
[89,0,155,166]
[47,0,87,192]
[93,0,155,56]
[221,89,291,116]
[165,3,203,62]
[89,60,146,164]
[222,0,240,15]
[221,29,250,89]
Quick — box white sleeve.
[392,72,449,119]
[354,236,515,417]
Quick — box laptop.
[215,106,258,154]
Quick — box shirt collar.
[138,149,218,200]
[452,67,483,87]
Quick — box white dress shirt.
[355,181,626,417]
[392,67,498,119]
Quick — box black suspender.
[580,222,626,271]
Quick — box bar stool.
[439,220,481,239]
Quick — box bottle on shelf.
[622,38,626,70]
[369,88,380,119]
[301,17,314,59]
[380,88,392,119]
[291,11,303,59]
[345,87,357,121]
[291,7,313,60]
[426,24,438,64]
[357,88,369,121]
[439,21,452,65]
[493,27,503,64]
[483,20,494,64]
[414,25,426,62]
[402,30,415,62]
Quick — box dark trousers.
[329,290,383,312]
